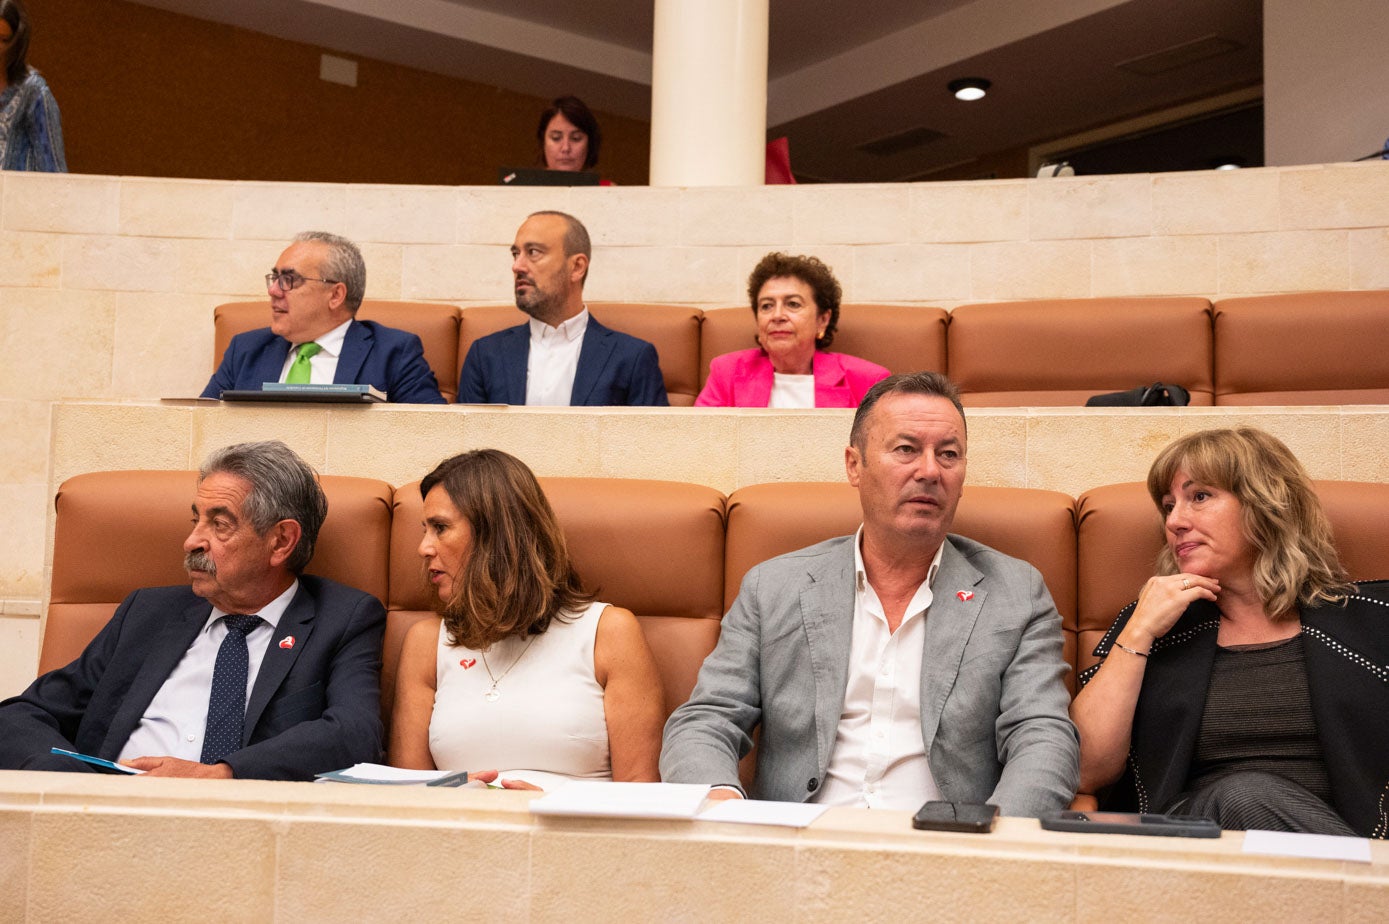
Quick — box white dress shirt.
[768,372,815,408]
[812,529,945,809]
[118,580,298,762]
[277,318,352,384]
[525,308,588,406]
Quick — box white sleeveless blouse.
[428,601,611,789]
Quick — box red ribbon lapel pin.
[279,636,296,650]
[956,590,974,602]
[460,658,477,669]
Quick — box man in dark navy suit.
[0,440,386,781]
[457,211,668,406]
[201,231,445,404]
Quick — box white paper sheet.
[1242,829,1372,863]
[332,763,464,784]
[529,781,711,819]
[699,799,830,828]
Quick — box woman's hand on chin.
[1126,572,1220,649]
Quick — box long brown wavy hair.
[420,449,593,650]
[1146,427,1351,618]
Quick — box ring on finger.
[1181,578,1191,590]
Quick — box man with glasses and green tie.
[201,231,445,403]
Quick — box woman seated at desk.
[696,252,889,408]
[1071,427,1389,836]
[389,449,663,789]
[537,95,610,183]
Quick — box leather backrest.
[1213,290,1389,404]
[387,477,726,724]
[699,304,949,388]
[456,303,702,405]
[45,470,393,674]
[1074,479,1389,676]
[213,300,463,401]
[948,297,1215,406]
[723,482,1079,687]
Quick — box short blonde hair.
[1146,427,1351,617]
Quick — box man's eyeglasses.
[265,270,339,292]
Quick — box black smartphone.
[912,800,1000,833]
[1040,810,1220,838]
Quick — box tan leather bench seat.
[725,481,1079,689]
[948,297,1215,406]
[1213,291,1389,404]
[42,470,1389,732]
[1073,479,1389,675]
[45,470,393,674]
[386,477,726,722]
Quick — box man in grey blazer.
[661,372,1078,816]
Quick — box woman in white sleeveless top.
[389,449,664,788]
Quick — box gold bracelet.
[1114,641,1150,658]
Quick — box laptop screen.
[499,167,602,187]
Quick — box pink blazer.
[695,349,891,408]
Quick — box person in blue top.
[202,232,445,404]
[0,0,66,172]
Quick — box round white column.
[649,0,769,187]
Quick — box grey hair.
[199,440,328,574]
[294,230,366,313]
[850,371,966,450]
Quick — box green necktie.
[285,342,323,384]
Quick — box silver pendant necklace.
[480,634,538,701]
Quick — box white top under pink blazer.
[695,349,891,408]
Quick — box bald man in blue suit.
[202,232,444,404]
[458,211,667,406]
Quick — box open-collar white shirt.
[811,528,945,809]
[525,308,588,406]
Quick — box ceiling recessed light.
[948,78,991,101]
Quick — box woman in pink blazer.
[696,253,890,408]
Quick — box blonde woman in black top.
[1072,427,1388,837]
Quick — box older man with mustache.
[0,441,386,780]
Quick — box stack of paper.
[529,782,711,818]
[315,763,470,786]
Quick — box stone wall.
[4,163,1389,690]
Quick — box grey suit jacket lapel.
[797,542,856,773]
[919,538,985,756]
[101,597,209,756]
[243,582,316,743]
